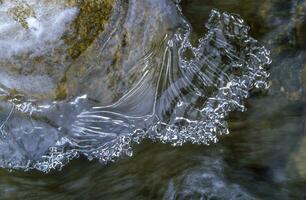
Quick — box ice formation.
[0,0,271,172]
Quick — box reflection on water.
[0,0,305,199]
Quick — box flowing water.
[0,0,305,199]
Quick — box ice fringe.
[0,5,271,172]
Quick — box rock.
[62,0,182,105]
[63,0,114,59]
[0,0,115,101]
[0,0,180,104]
[0,0,78,100]
[0,0,183,169]
[8,0,36,29]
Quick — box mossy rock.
[8,0,36,29]
[63,0,114,59]
[0,0,115,102]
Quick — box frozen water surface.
[0,0,270,172]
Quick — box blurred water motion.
[0,0,305,199]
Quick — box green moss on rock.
[8,0,36,29]
[63,0,114,59]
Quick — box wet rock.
[0,0,115,101]
[62,0,182,105]
[63,0,114,59]
[0,0,180,104]
[0,0,184,169]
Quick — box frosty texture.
[0,0,271,172]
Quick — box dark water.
[0,0,305,199]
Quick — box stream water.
[0,0,305,199]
